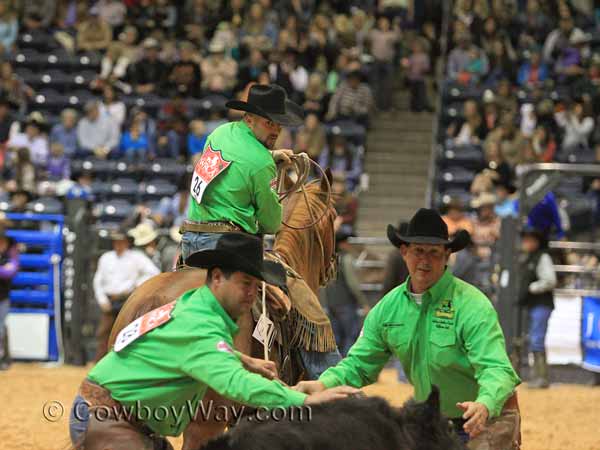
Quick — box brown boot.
[528,352,549,389]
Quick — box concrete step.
[357,205,425,217]
[366,142,432,152]
[357,204,425,216]
[361,192,427,202]
[358,86,433,238]
[365,180,427,191]
[364,151,431,159]
[372,122,434,133]
[357,212,425,225]
[358,193,425,203]
[372,116,435,129]
[364,161,430,172]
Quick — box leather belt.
[79,378,155,436]
[179,220,244,234]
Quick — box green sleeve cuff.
[319,372,341,389]
[233,350,242,359]
[286,388,308,406]
[476,395,501,418]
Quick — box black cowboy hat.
[387,208,470,253]
[185,233,287,288]
[226,84,304,127]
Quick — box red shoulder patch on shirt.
[195,144,232,183]
[270,177,278,191]
[191,144,232,204]
[216,340,234,353]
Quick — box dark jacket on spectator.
[128,58,168,89]
[167,60,202,97]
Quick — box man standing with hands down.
[295,208,522,450]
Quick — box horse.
[106,173,337,450]
[201,386,466,450]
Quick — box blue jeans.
[299,348,342,380]
[528,305,553,353]
[180,232,223,262]
[69,394,90,446]
[328,304,361,356]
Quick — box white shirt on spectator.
[8,133,49,167]
[554,110,594,149]
[99,101,127,128]
[93,248,160,309]
[520,103,537,138]
[77,114,120,152]
[289,66,309,93]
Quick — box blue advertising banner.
[582,296,600,372]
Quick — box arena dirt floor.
[2,363,599,450]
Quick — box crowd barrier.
[6,213,64,362]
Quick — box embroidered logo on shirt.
[216,340,234,353]
[270,177,278,192]
[434,299,455,319]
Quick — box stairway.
[356,90,435,238]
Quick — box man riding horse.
[180,83,297,260]
[179,83,341,378]
[69,233,358,449]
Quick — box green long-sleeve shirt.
[187,121,282,234]
[88,286,306,436]
[319,269,521,419]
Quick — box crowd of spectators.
[0,0,444,242]
[434,0,600,295]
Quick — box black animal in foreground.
[201,386,466,450]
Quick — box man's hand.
[304,386,361,405]
[239,354,278,380]
[272,149,294,165]
[456,401,489,438]
[292,380,326,394]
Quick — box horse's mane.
[281,180,334,226]
[274,180,337,292]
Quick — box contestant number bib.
[114,301,176,352]
[191,144,232,204]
